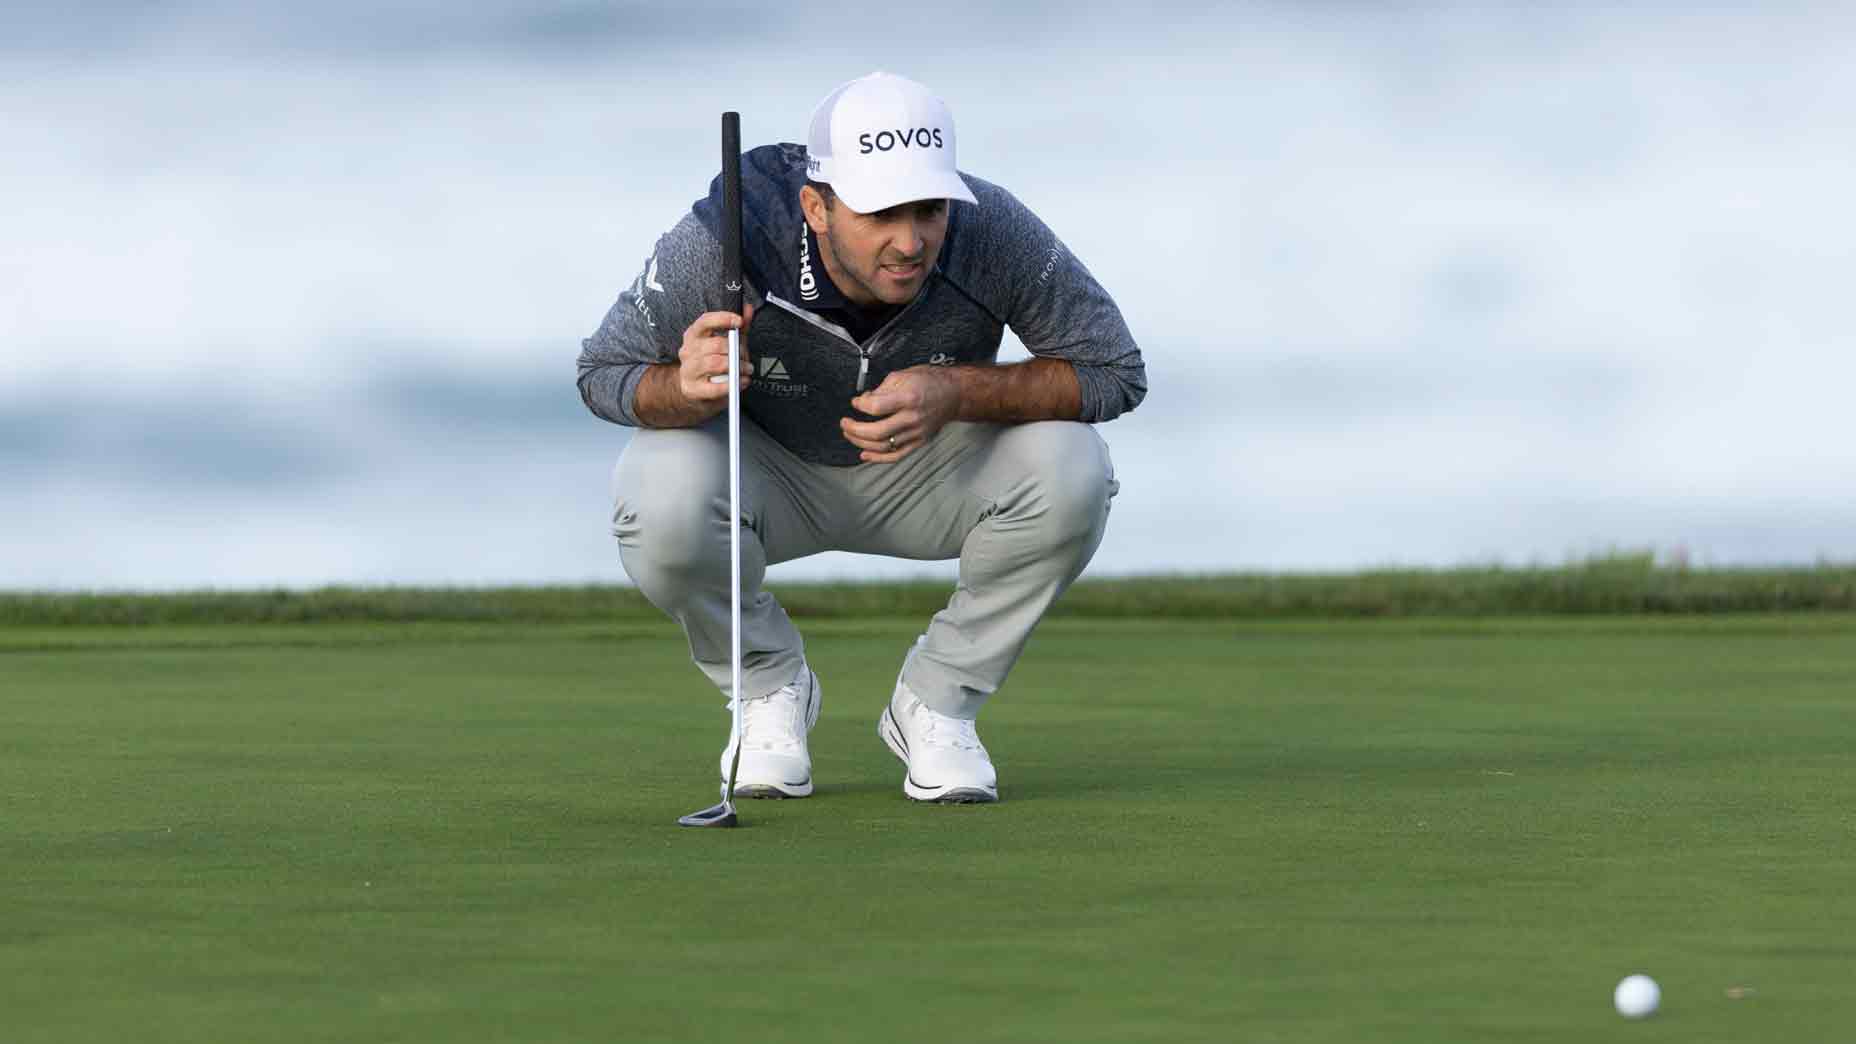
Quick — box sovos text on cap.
[806,72,978,214]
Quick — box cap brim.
[833,170,978,215]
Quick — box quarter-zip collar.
[764,273,937,393]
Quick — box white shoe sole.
[734,779,812,799]
[878,707,998,804]
[726,671,822,799]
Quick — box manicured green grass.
[5,615,1853,1042]
[6,556,1855,626]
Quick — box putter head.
[677,799,738,828]
[679,736,744,829]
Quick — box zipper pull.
[856,352,870,392]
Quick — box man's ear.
[799,184,830,235]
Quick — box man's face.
[802,187,949,308]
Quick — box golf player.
[577,72,1146,802]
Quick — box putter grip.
[721,112,743,316]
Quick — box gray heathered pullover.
[577,143,1146,467]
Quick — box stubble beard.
[821,222,923,307]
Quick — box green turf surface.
[7,557,1855,625]
[5,615,1853,1042]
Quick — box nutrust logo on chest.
[752,355,810,399]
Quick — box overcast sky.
[3,2,1852,589]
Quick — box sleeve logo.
[632,254,664,328]
[1036,246,1063,286]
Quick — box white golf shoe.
[878,678,998,803]
[723,666,821,798]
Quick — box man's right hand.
[677,305,755,405]
[634,306,754,428]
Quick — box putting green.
[5,615,1852,1042]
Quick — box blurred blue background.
[4,2,1851,589]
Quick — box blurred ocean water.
[3,3,1852,588]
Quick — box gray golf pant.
[609,419,1117,718]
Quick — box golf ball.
[1614,974,1660,1018]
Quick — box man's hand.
[841,366,962,463]
[633,306,754,428]
[678,305,755,404]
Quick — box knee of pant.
[1012,423,1115,544]
[614,492,728,576]
[611,431,728,575]
[1040,464,1113,546]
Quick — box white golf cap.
[806,71,978,214]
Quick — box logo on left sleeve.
[1036,246,1063,286]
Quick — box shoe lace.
[920,704,984,753]
[735,683,803,754]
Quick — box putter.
[679,111,746,829]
